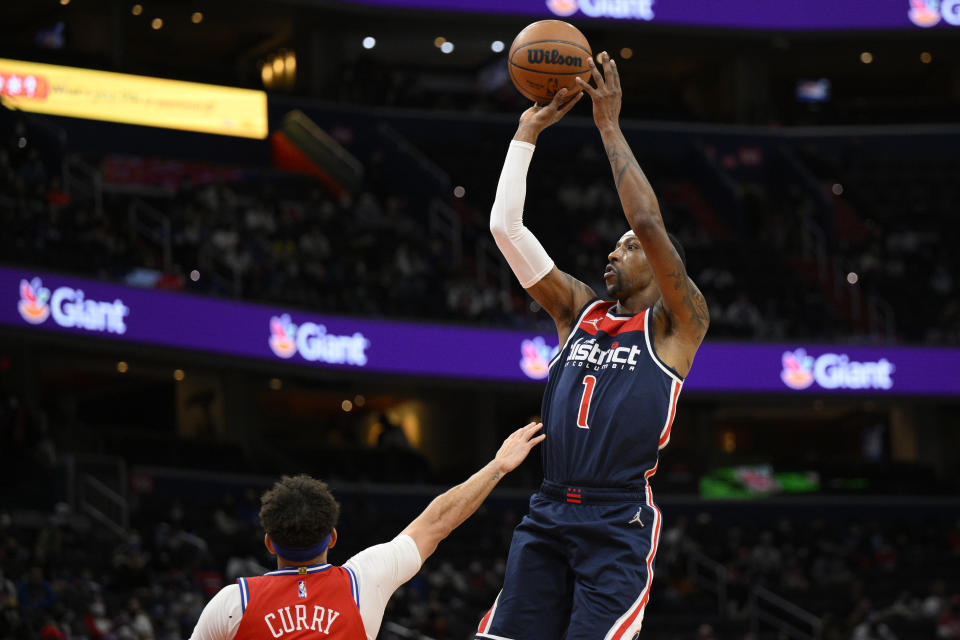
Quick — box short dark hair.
[667,232,686,269]
[259,475,340,548]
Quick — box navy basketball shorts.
[476,481,662,640]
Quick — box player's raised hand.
[576,51,622,131]
[518,88,583,133]
[493,422,545,474]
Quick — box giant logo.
[268,314,369,366]
[780,349,814,390]
[781,349,895,391]
[546,0,654,21]
[18,278,50,325]
[909,0,960,26]
[520,337,558,380]
[909,0,942,26]
[18,277,129,334]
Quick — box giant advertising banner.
[3,266,959,395]
[0,58,268,139]
[334,0,960,29]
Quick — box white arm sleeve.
[489,140,556,288]
[343,534,422,640]
[189,584,242,640]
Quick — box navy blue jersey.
[540,299,684,489]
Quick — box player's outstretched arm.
[576,53,710,349]
[490,89,596,345]
[401,422,545,562]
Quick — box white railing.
[380,622,437,640]
[686,550,728,615]
[683,548,821,639]
[428,198,462,265]
[80,474,129,537]
[61,453,129,538]
[66,155,103,217]
[127,198,172,272]
[749,585,822,640]
[475,236,509,292]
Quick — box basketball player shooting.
[189,422,545,640]
[478,52,709,640]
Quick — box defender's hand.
[493,422,545,475]
[516,89,583,138]
[576,51,622,132]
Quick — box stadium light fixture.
[131,4,143,15]
[191,11,203,24]
[860,51,873,64]
[362,36,376,49]
[151,17,163,29]
[441,41,454,54]
[921,52,932,64]
[491,40,505,53]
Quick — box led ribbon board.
[3,266,960,395]
[332,0,960,29]
[0,58,267,139]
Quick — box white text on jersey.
[264,604,340,637]
[565,337,642,371]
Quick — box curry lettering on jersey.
[540,299,684,489]
[263,604,340,637]
[234,564,366,640]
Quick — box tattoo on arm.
[563,272,595,306]
[492,472,502,482]
[606,143,648,191]
[663,269,710,342]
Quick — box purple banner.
[337,0,960,30]
[2,266,959,395]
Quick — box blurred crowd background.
[2,1,959,639]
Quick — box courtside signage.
[331,0,960,29]
[0,58,268,139]
[268,314,370,366]
[18,277,129,334]
[781,349,895,391]
[3,267,959,395]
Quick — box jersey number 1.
[577,375,597,429]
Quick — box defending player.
[479,52,709,640]
[189,422,545,640]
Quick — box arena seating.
[2,489,958,640]
[2,107,957,345]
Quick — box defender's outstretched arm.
[401,423,545,561]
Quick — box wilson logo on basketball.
[526,49,583,67]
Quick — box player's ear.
[264,534,276,555]
[327,528,338,550]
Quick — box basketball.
[508,20,592,105]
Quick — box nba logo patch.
[298,580,307,599]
